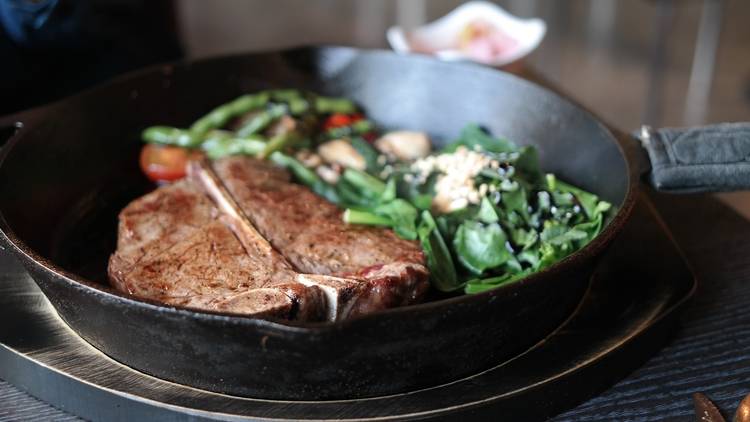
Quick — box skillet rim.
[0,45,639,333]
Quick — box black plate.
[0,194,695,421]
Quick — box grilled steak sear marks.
[108,157,429,321]
[210,157,430,319]
[108,180,326,320]
[212,157,425,275]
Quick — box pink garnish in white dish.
[387,1,546,67]
[458,20,519,63]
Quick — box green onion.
[142,126,198,147]
[315,96,357,114]
[343,209,393,226]
[342,168,387,198]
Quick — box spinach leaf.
[555,179,601,219]
[517,250,540,268]
[537,242,562,270]
[551,191,575,207]
[510,227,539,249]
[410,194,434,211]
[437,206,478,245]
[595,201,613,217]
[540,224,588,246]
[572,212,606,245]
[477,197,500,223]
[418,211,461,292]
[501,185,526,215]
[373,199,418,240]
[442,123,517,153]
[504,256,523,274]
[514,146,544,188]
[396,172,436,210]
[453,220,511,274]
[464,270,531,294]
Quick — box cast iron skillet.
[0,47,640,400]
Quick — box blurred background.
[2,0,749,211]
[176,0,750,130]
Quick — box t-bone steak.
[108,156,429,321]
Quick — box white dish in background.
[387,1,546,67]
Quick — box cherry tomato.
[322,113,364,131]
[323,113,351,130]
[139,144,194,182]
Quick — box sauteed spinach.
[140,90,612,294]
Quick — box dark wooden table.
[1,190,749,421]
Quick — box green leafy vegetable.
[514,146,544,189]
[396,172,436,211]
[510,227,538,250]
[417,211,460,292]
[442,123,517,153]
[464,270,530,294]
[555,179,608,219]
[453,220,511,275]
[477,197,499,223]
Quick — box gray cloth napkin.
[637,122,750,193]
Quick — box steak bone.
[188,158,366,321]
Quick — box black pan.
[0,46,655,400]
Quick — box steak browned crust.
[212,157,425,275]
[108,180,326,320]
[211,157,430,318]
[108,157,429,321]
